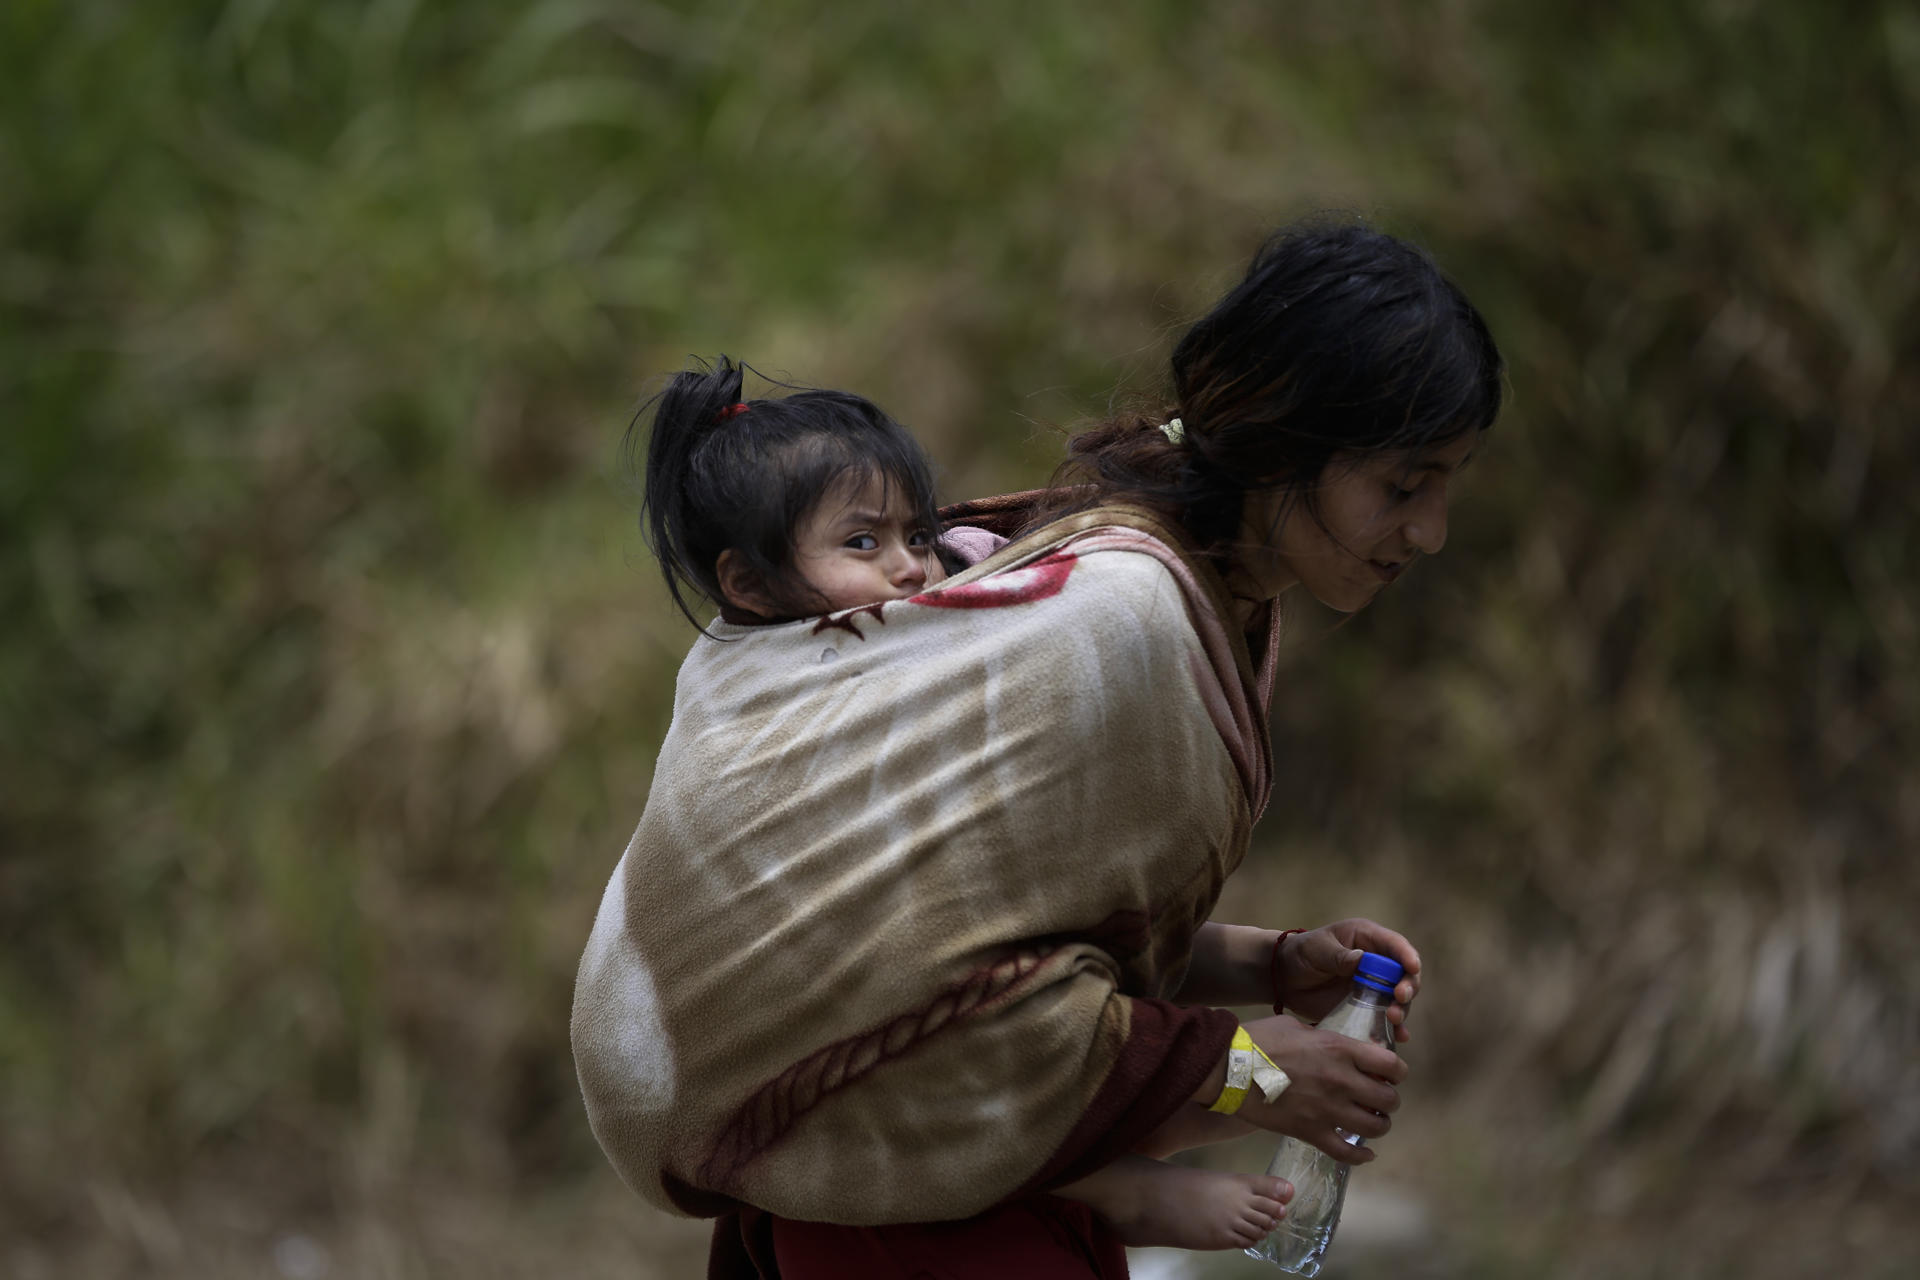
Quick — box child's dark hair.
[1033,218,1505,557]
[636,356,942,629]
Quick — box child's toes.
[1258,1175,1294,1203]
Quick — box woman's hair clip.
[716,402,750,422]
[1158,417,1186,444]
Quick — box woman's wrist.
[1269,928,1306,1013]
[1191,1015,1307,1119]
[1203,1026,1291,1115]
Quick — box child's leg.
[1055,1155,1290,1252]
[1133,1107,1257,1158]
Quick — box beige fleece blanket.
[572,507,1276,1225]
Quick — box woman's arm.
[1172,922,1282,1006]
[1179,919,1425,1038]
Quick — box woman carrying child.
[572,219,1504,1277]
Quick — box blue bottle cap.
[1354,951,1404,994]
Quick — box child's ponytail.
[640,356,755,628]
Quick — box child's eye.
[845,533,879,551]
[1387,483,1419,504]
[908,529,936,548]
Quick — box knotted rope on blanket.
[572,506,1278,1224]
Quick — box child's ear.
[715,549,778,618]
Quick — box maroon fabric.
[937,490,1055,541]
[710,1209,783,1280]
[705,999,1234,1278]
[758,1199,1128,1280]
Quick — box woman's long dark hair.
[1035,218,1505,561]
[634,356,940,629]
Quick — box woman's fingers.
[1340,1104,1393,1141]
[1333,919,1423,1048]
[1301,929,1369,986]
[1351,1042,1407,1085]
[1351,1073,1400,1115]
[1308,1131,1377,1163]
[1332,1058,1399,1120]
[1329,918,1422,1000]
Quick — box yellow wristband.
[1208,1026,1292,1115]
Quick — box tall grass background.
[4,2,1916,1276]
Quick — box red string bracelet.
[1270,928,1306,1014]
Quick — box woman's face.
[1234,432,1478,613]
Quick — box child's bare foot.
[1059,1155,1291,1251]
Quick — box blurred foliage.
[3,1,1916,1276]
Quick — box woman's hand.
[1279,919,1422,1043]
[1237,1013,1405,1163]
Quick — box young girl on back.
[641,357,949,627]
[635,356,1293,1252]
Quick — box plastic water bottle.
[1245,951,1404,1274]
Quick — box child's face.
[791,474,947,612]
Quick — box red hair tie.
[716,402,749,421]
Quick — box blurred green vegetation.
[4,1,1916,1276]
